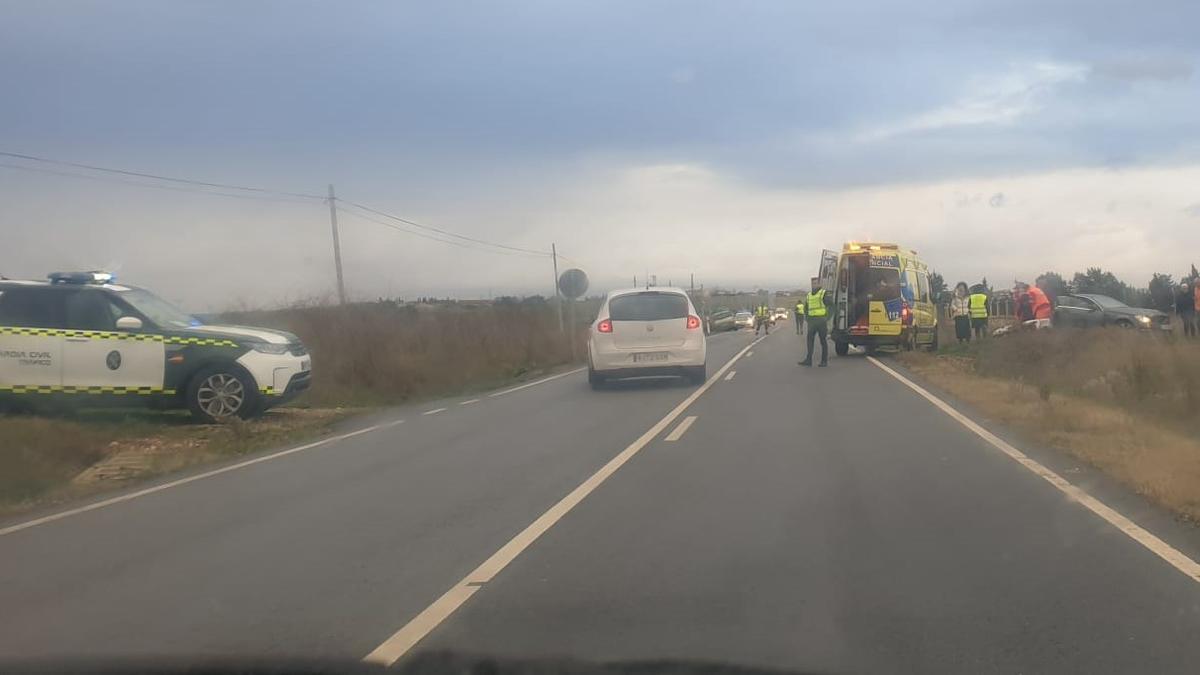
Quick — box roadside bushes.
[971,329,1200,424]
[221,302,590,406]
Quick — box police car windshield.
[117,289,200,329]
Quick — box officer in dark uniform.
[798,277,832,367]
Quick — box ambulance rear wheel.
[187,364,262,423]
[835,341,849,357]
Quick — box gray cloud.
[1092,55,1194,82]
[3,1,1200,304]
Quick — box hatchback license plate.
[633,352,668,363]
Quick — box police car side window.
[0,288,67,328]
[64,291,122,331]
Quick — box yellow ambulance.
[829,242,937,355]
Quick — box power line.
[336,206,542,258]
[0,162,317,204]
[338,199,551,257]
[0,150,326,200]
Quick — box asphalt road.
[4,326,1200,673]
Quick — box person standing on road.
[754,304,771,335]
[794,297,805,335]
[1178,282,1197,338]
[950,282,972,343]
[969,285,990,339]
[799,277,831,367]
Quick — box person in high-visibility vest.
[794,298,805,335]
[799,278,831,367]
[968,287,989,340]
[754,304,771,335]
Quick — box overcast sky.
[2,1,1199,309]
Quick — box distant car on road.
[588,287,707,389]
[733,311,755,330]
[1054,293,1171,331]
[773,308,789,321]
[706,309,736,333]
[0,271,311,423]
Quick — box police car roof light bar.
[48,271,115,285]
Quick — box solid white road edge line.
[362,334,768,665]
[422,408,447,416]
[724,371,736,381]
[0,418,407,539]
[664,416,698,442]
[488,367,587,398]
[868,356,1200,585]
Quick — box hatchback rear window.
[609,292,689,321]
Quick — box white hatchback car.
[588,288,707,389]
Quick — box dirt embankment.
[900,329,1200,521]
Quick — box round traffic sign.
[557,268,589,299]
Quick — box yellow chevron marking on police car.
[0,326,164,341]
[163,336,239,347]
[0,326,238,347]
[0,385,175,395]
[260,386,277,395]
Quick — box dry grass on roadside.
[222,301,590,407]
[900,331,1200,521]
[0,408,350,516]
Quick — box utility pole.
[552,243,564,334]
[327,184,347,305]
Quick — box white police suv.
[0,272,311,422]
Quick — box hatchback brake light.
[597,319,613,333]
[686,315,701,330]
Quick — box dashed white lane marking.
[0,419,407,539]
[362,334,768,666]
[489,367,587,398]
[422,408,447,416]
[724,371,737,381]
[868,356,1200,585]
[664,416,698,442]
[459,399,480,406]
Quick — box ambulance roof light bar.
[845,242,899,252]
[48,271,115,285]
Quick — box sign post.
[557,269,589,361]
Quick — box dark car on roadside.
[1054,293,1171,331]
[706,308,736,333]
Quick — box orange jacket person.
[1028,285,1053,320]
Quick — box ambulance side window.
[0,288,66,328]
[64,291,123,331]
[917,272,930,303]
[904,270,920,302]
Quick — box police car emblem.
[106,350,122,370]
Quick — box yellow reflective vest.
[969,293,989,319]
[808,289,827,317]
[795,301,805,316]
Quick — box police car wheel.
[187,365,261,423]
